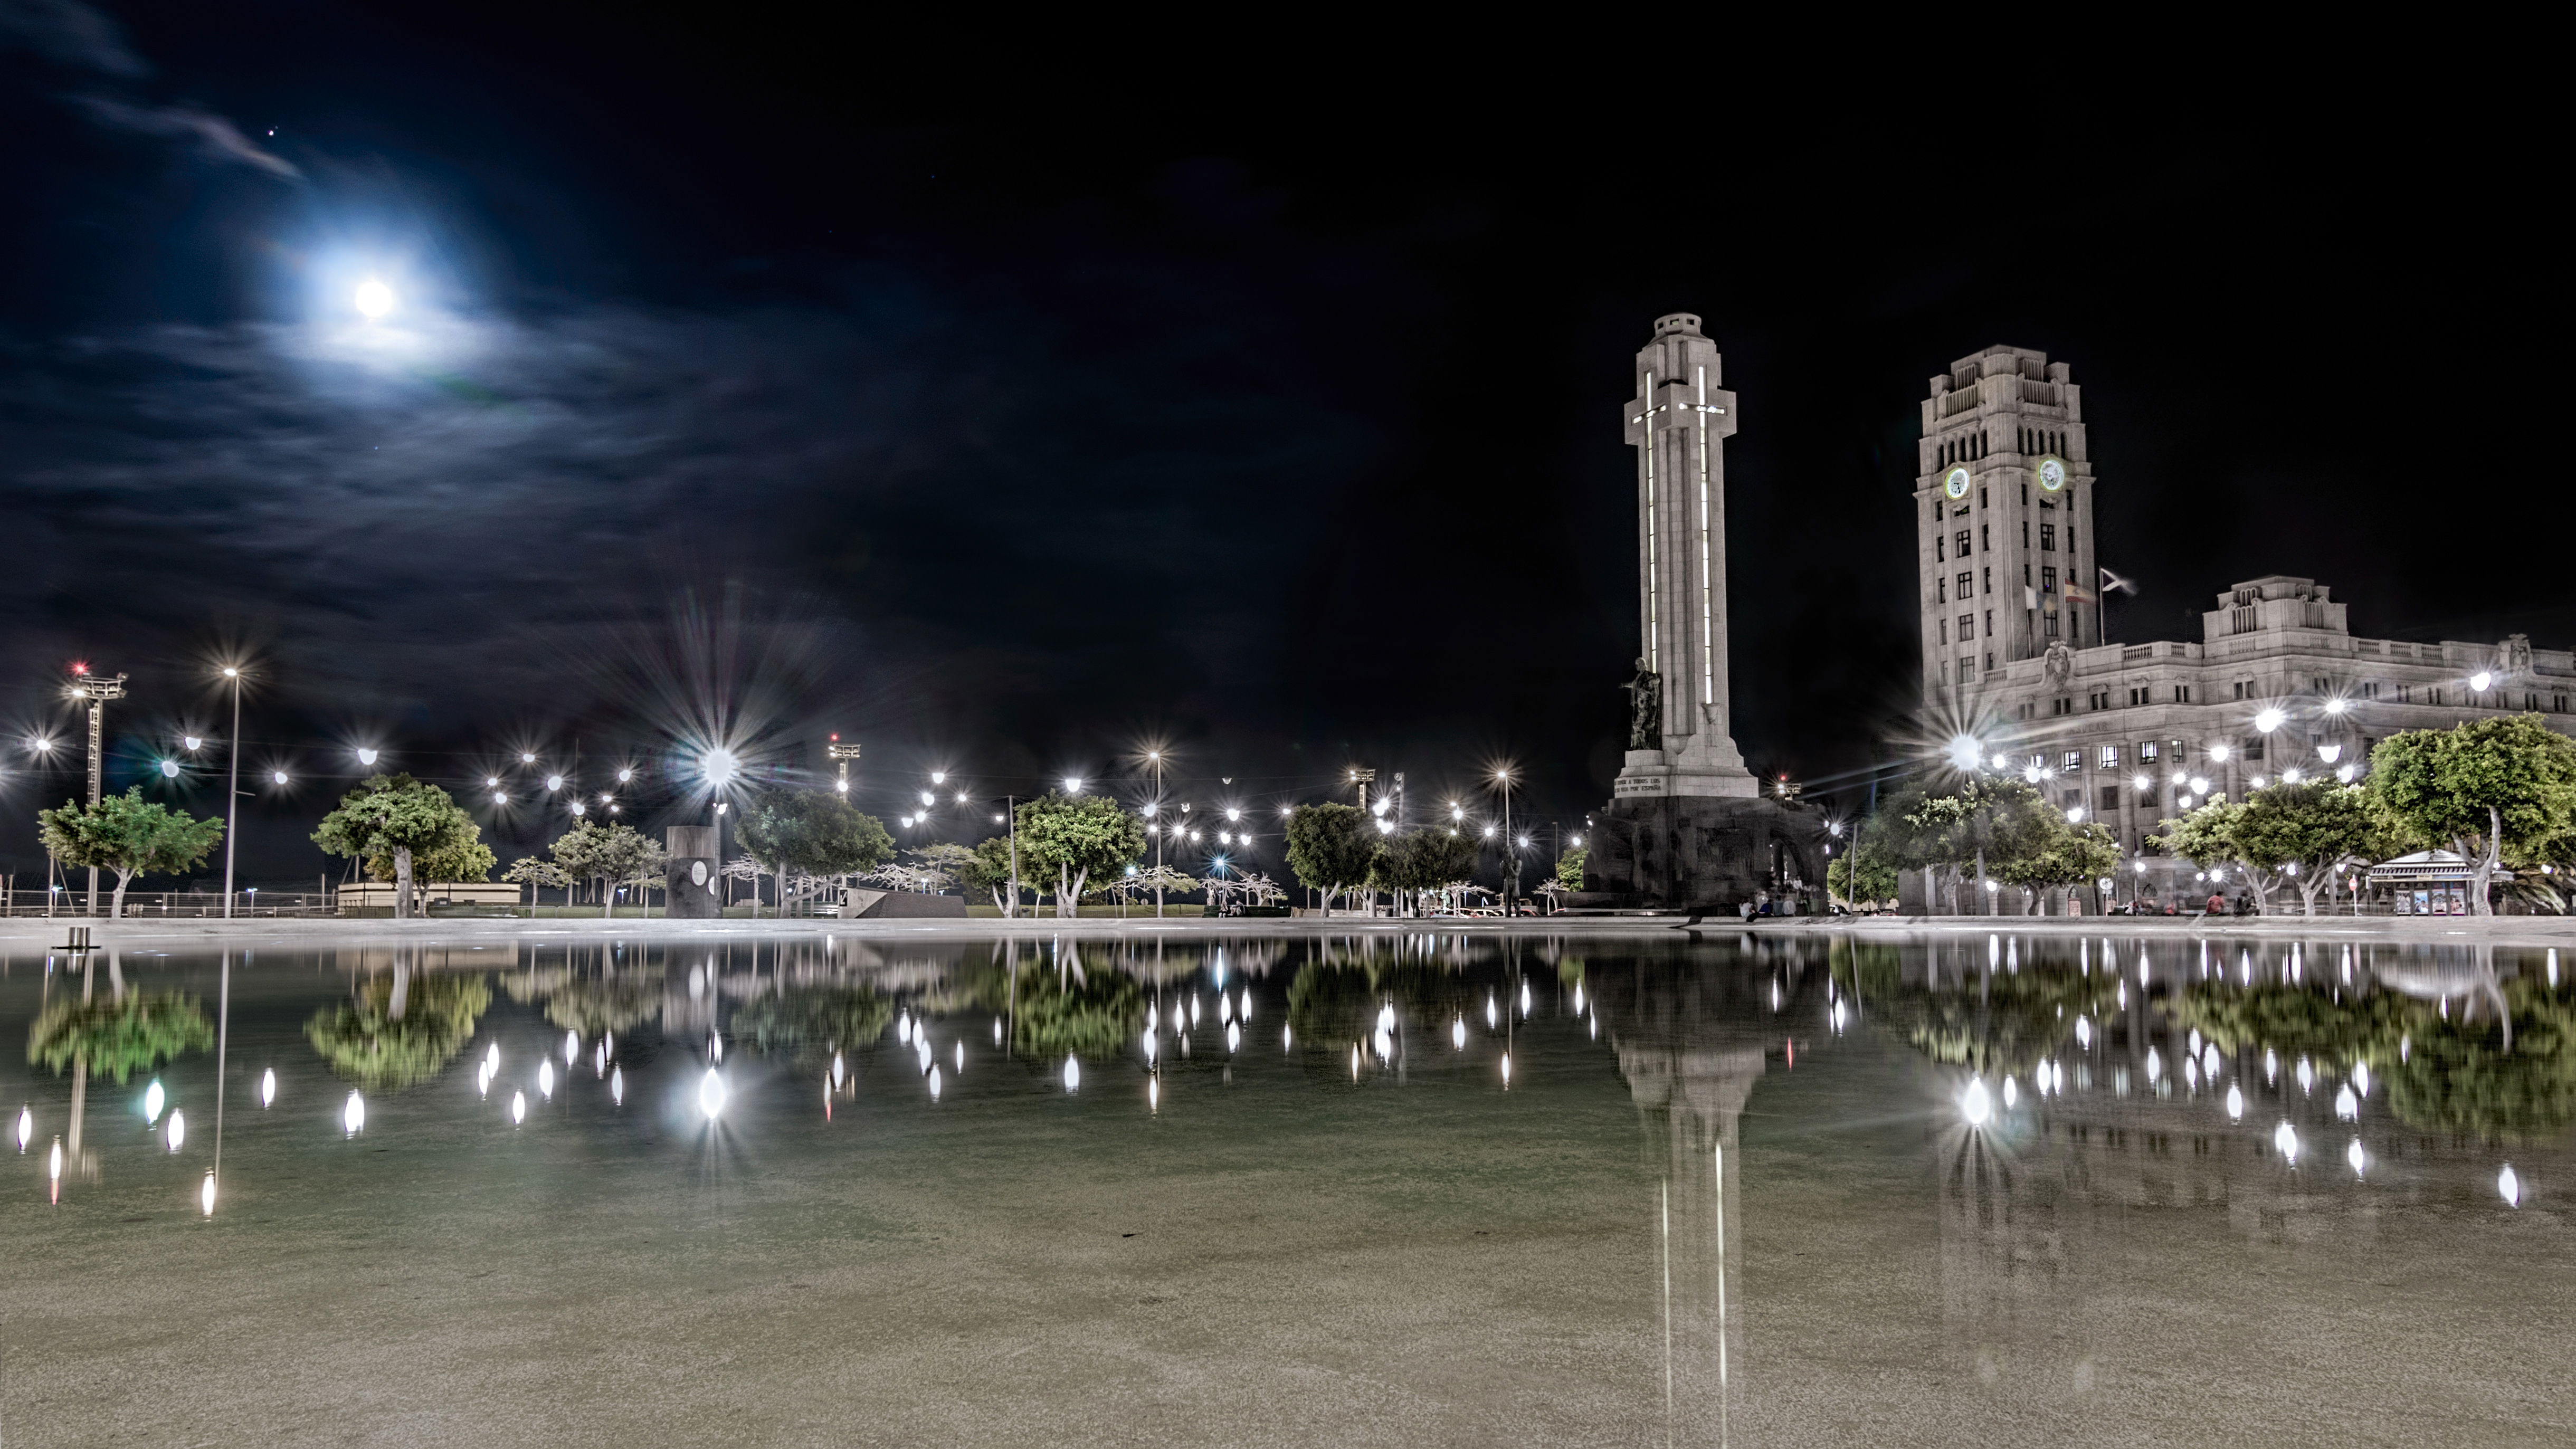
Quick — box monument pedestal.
[1583,794,1826,912]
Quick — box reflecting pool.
[5,932,2570,1446]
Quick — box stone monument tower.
[1583,314,1823,911]
[1611,313,1758,802]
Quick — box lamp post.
[66,667,127,916]
[1147,751,1165,919]
[1495,768,1517,914]
[220,666,244,918]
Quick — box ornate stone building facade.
[1918,347,2576,854]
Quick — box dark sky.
[0,3,2560,883]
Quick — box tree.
[960,836,1020,912]
[1285,803,1377,913]
[2232,780,2385,916]
[2370,715,2576,917]
[1554,846,1589,890]
[2155,796,2260,910]
[37,787,226,920]
[1872,777,2059,914]
[502,855,571,912]
[549,821,661,918]
[1014,792,1145,918]
[736,791,897,915]
[1995,817,2121,912]
[311,775,482,921]
[1827,847,1899,909]
[1371,828,1480,916]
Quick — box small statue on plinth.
[1623,658,1662,749]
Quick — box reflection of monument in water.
[1588,939,1833,1442]
[1582,315,1827,912]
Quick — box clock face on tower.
[2036,456,2068,491]
[1942,466,1970,500]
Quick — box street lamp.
[2471,670,2494,693]
[356,748,378,766]
[2254,707,2285,735]
[1064,777,1083,794]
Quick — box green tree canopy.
[961,836,1020,911]
[2234,780,2384,915]
[548,821,664,917]
[1285,804,1376,912]
[1371,827,1480,911]
[1868,777,2062,913]
[27,992,213,1083]
[37,787,226,919]
[2369,715,2576,916]
[736,790,897,912]
[1555,846,1589,891]
[312,775,483,920]
[1014,793,1145,918]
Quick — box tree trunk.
[394,845,414,920]
[2467,807,2503,917]
[389,958,410,1022]
[109,869,135,920]
[605,873,618,918]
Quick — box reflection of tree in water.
[2172,976,2576,1140]
[28,993,213,1083]
[543,973,668,1037]
[1852,942,2119,1077]
[1285,958,1476,1044]
[731,987,892,1067]
[306,973,492,1091]
[1001,968,1142,1060]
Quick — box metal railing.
[1,889,338,918]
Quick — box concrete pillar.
[666,825,720,919]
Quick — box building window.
[1982,568,1991,596]
[2140,741,2161,762]
[1954,529,1971,558]
[1985,653,1994,671]
[1957,613,1975,641]
[2022,519,2030,548]
[2128,686,2150,706]
[1937,578,1947,603]
[1980,524,1989,552]
[2098,784,2119,813]
[1958,657,1974,685]
[2062,750,2082,771]
[2246,737,2265,760]
[2173,685,2192,703]
[2089,689,2111,710]
[2558,694,2570,713]
[2045,612,2060,637]
[1935,535,1945,562]
[2098,745,2121,770]
[2039,523,2056,551]
[1984,609,1993,637]
[1937,618,1948,644]
[2041,566,2057,595]
[2431,687,2445,706]
[1958,571,1973,600]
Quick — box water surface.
[5,931,2568,1446]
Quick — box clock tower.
[1915,346,2097,702]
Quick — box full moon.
[353,278,395,317]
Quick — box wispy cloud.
[3,0,299,177]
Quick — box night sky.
[1,4,2559,884]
